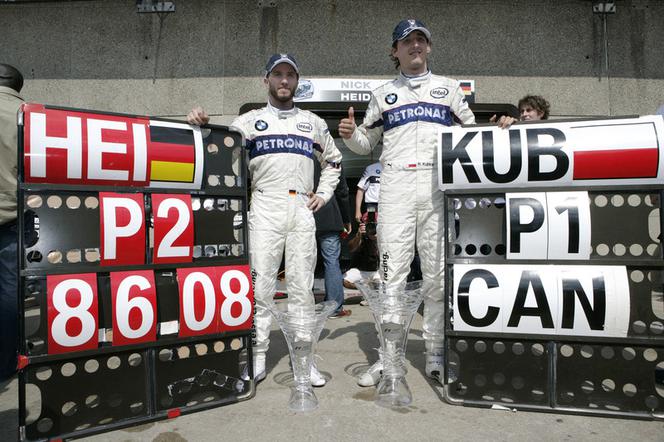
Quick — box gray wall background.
[2,0,663,125]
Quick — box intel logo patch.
[297,122,313,132]
[430,87,449,99]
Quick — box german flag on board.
[459,81,473,95]
[459,80,475,104]
[147,120,204,189]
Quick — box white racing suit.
[233,102,342,355]
[343,71,475,353]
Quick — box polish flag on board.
[570,121,659,180]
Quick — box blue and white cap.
[264,53,300,76]
[392,19,431,44]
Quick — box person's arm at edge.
[355,187,365,223]
[347,223,363,253]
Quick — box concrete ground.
[1,300,663,441]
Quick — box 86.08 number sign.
[46,265,253,355]
[43,190,254,354]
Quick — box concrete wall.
[2,0,663,125]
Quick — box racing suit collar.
[267,101,298,119]
[399,69,431,88]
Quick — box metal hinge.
[592,1,616,14]
[258,0,278,8]
[136,0,175,13]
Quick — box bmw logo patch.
[430,87,449,99]
[255,120,268,131]
[385,93,397,105]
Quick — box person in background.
[0,63,24,382]
[490,94,549,123]
[343,214,379,292]
[517,94,550,121]
[314,163,352,319]
[355,161,381,223]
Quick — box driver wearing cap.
[188,53,342,386]
[339,19,515,387]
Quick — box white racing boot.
[289,355,327,387]
[357,350,383,387]
[310,362,326,387]
[254,353,267,382]
[242,353,266,383]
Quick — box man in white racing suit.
[188,53,342,386]
[339,20,514,386]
